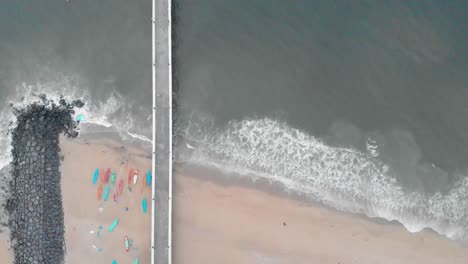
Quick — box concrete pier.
[152,0,172,263]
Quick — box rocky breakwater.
[6,97,83,264]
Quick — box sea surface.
[0,0,152,171]
[173,0,468,241]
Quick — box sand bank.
[61,137,151,264]
[174,166,468,264]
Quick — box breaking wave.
[0,71,151,171]
[177,118,468,241]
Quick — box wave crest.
[178,118,468,240]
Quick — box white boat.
[133,173,138,185]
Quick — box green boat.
[111,171,116,184]
[133,257,139,264]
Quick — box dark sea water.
[0,0,152,169]
[173,0,468,240]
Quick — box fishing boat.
[118,179,124,195]
[103,185,110,201]
[113,190,118,202]
[100,169,106,183]
[93,169,99,185]
[141,175,146,193]
[124,235,130,252]
[108,218,119,232]
[97,184,103,200]
[133,257,139,264]
[146,170,151,187]
[111,171,116,184]
[133,170,138,185]
[142,197,147,214]
[128,169,134,185]
[105,168,111,183]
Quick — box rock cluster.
[6,96,83,264]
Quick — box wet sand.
[174,166,468,264]
[61,137,151,264]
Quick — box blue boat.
[146,170,152,187]
[103,185,110,201]
[93,169,99,185]
[142,198,147,214]
[108,218,119,232]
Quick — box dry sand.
[0,232,12,263]
[61,137,152,264]
[174,167,468,264]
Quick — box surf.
[177,117,468,241]
[0,72,151,172]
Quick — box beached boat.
[103,185,109,201]
[93,169,99,185]
[133,257,139,264]
[108,218,119,232]
[125,235,130,252]
[113,190,118,202]
[128,169,134,185]
[97,184,103,200]
[133,170,138,185]
[105,168,111,183]
[146,170,151,187]
[141,176,146,193]
[142,197,147,214]
[118,179,124,195]
[111,171,116,184]
[100,169,106,183]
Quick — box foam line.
[179,118,468,241]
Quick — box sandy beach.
[0,174,12,263]
[0,232,12,263]
[60,136,152,264]
[173,166,468,264]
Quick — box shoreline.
[174,163,468,263]
[175,163,428,230]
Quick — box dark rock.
[7,97,83,264]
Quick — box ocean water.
[173,1,468,240]
[0,0,152,171]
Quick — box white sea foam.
[0,72,151,171]
[179,118,468,241]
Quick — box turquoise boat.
[103,185,109,201]
[93,169,99,185]
[111,172,116,185]
[142,198,147,214]
[108,218,119,232]
[133,257,139,264]
[146,170,151,187]
[112,260,117,264]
